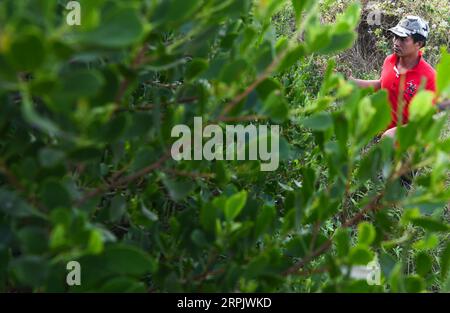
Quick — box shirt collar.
[390,50,423,71]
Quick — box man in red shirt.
[350,15,436,138]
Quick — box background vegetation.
[0,0,449,292]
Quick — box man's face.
[392,35,421,57]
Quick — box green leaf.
[358,146,382,181]
[0,246,10,288]
[412,233,439,251]
[291,0,315,24]
[49,224,67,250]
[185,58,208,80]
[277,45,306,73]
[349,246,374,265]
[368,90,391,135]
[99,114,129,142]
[161,175,195,202]
[87,229,104,255]
[38,148,65,168]
[285,233,328,258]
[379,252,397,278]
[357,222,376,246]
[22,96,62,136]
[318,32,356,55]
[301,112,333,131]
[60,70,104,99]
[109,195,126,222]
[389,263,404,292]
[220,59,248,84]
[213,160,230,186]
[436,49,450,96]
[0,188,35,217]
[17,227,48,255]
[191,229,208,247]
[262,91,289,123]
[254,204,276,238]
[103,245,156,276]
[40,179,71,210]
[336,2,361,27]
[69,146,103,161]
[7,30,45,71]
[200,202,219,233]
[10,256,49,287]
[410,217,449,232]
[440,242,450,280]
[405,275,425,293]
[256,78,282,100]
[141,204,159,222]
[225,190,247,221]
[99,276,146,292]
[80,7,143,48]
[153,0,202,24]
[415,252,432,277]
[334,228,350,258]
[408,91,434,122]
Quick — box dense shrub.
[0,0,449,292]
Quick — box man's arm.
[349,78,381,90]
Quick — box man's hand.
[342,68,354,80]
[335,67,380,90]
[350,78,381,90]
[437,99,450,112]
[381,127,396,139]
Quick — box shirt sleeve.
[379,55,390,84]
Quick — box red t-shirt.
[380,51,436,129]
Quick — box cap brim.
[388,26,409,37]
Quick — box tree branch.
[283,192,384,276]
[76,152,170,206]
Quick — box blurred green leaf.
[357,222,376,246]
[7,30,45,71]
[225,190,247,221]
[415,252,432,277]
[79,7,143,48]
[349,246,374,265]
[440,242,450,280]
[103,245,156,276]
[10,256,49,287]
[40,180,71,210]
[410,217,449,232]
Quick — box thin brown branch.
[283,192,385,276]
[114,97,198,113]
[191,268,225,283]
[296,266,330,277]
[164,168,215,179]
[76,152,170,206]
[147,81,181,90]
[115,45,149,104]
[214,114,267,123]
[0,162,26,193]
